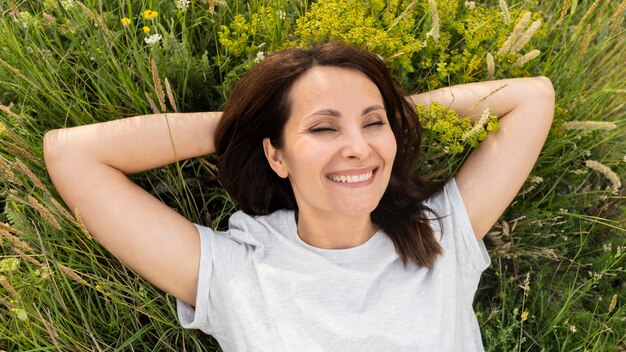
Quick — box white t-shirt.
[177,178,491,351]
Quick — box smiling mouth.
[328,170,375,184]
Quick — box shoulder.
[194,209,295,247]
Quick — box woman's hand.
[410,77,555,240]
[44,112,221,306]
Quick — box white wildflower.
[175,0,191,11]
[560,121,617,131]
[570,325,577,333]
[144,34,162,44]
[465,1,476,9]
[60,0,76,10]
[426,0,440,42]
[530,176,544,184]
[15,11,34,29]
[585,159,622,195]
[254,51,266,63]
[277,10,286,20]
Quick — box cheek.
[383,131,398,163]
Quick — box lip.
[326,167,378,187]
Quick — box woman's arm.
[409,77,555,240]
[44,112,220,306]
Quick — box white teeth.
[330,171,373,183]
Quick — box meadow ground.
[0,0,624,350]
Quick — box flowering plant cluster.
[417,102,499,159]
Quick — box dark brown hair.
[214,43,443,268]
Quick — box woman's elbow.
[536,76,556,102]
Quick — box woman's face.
[263,66,397,221]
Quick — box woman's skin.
[263,66,397,250]
[43,74,555,307]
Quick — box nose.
[340,127,371,160]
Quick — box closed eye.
[309,127,337,133]
[365,121,386,128]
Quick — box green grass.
[1,0,624,350]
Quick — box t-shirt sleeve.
[426,178,491,290]
[176,223,215,335]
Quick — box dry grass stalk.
[14,158,50,195]
[0,221,27,237]
[426,0,440,42]
[0,275,20,299]
[0,58,37,88]
[585,160,621,195]
[580,24,592,54]
[0,155,18,184]
[49,197,75,222]
[610,1,626,36]
[58,264,91,287]
[486,52,495,80]
[151,59,167,112]
[76,1,111,35]
[3,140,38,164]
[497,12,532,56]
[0,103,23,120]
[1,227,35,254]
[608,294,618,314]
[389,0,418,29]
[474,84,507,107]
[512,50,541,67]
[12,248,42,266]
[487,221,512,255]
[499,0,510,24]
[511,20,542,53]
[0,295,14,309]
[575,0,600,32]
[560,120,616,131]
[73,208,92,240]
[145,92,160,114]
[557,0,571,25]
[26,195,62,231]
[36,311,63,351]
[0,116,30,148]
[164,78,179,113]
[206,0,216,14]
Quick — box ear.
[262,138,289,178]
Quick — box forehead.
[287,66,384,118]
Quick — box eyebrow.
[307,104,385,119]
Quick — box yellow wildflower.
[143,10,158,20]
[120,17,131,26]
[143,26,151,33]
[521,310,529,321]
[10,307,28,322]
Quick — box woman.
[43,43,555,351]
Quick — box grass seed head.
[585,160,621,195]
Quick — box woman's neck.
[295,210,378,249]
